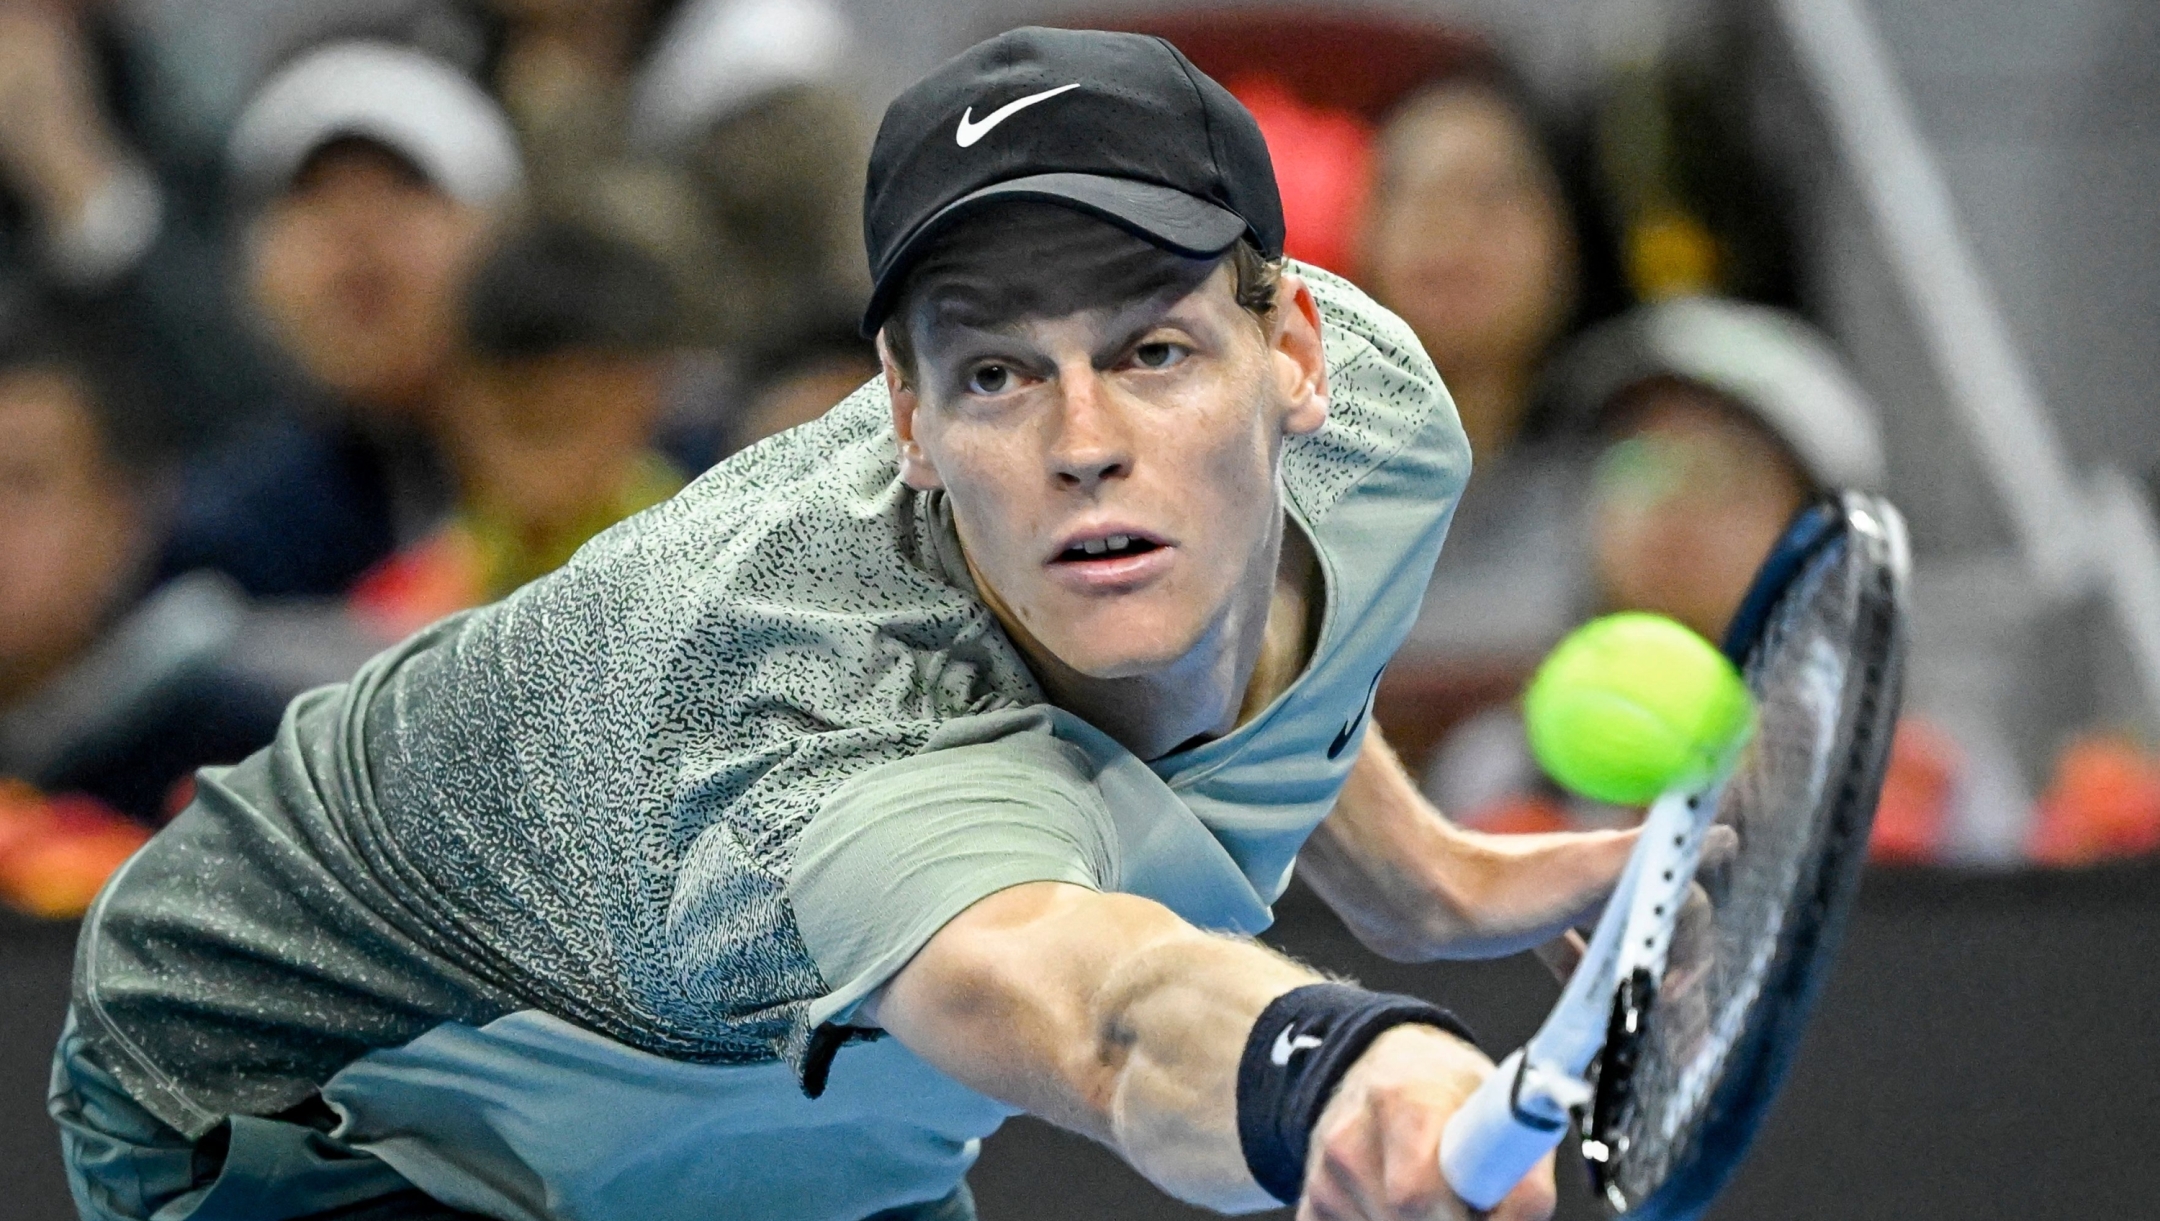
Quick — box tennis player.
[51,28,1633,1221]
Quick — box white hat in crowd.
[227,41,524,209]
[1555,297,1889,491]
[629,0,852,149]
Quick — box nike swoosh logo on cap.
[955,82,1083,147]
[1270,1023,1325,1067]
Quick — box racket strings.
[1597,524,1898,1210]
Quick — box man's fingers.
[1370,1084,1453,1218]
[1301,1025,1503,1219]
[1485,1152,1559,1221]
[1699,823,1739,870]
[1523,823,1640,935]
[1666,881,1717,984]
[1303,1101,1390,1221]
[1532,929,1587,984]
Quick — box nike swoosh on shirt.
[1328,669,1386,760]
[955,83,1083,147]
[1271,1023,1326,1067]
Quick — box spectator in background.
[0,0,275,454]
[628,0,869,357]
[720,317,877,457]
[1360,63,1624,468]
[483,0,871,464]
[0,308,150,682]
[0,299,293,915]
[486,0,724,344]
[351,222,685,638]
[1421,298,2070,867]
[155,42,522,599]
[1363,61,1628,673]
[0,3,167,310]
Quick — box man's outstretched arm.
[1299,727,1638,962]
[861,880,1554,1220]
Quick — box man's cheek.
[1194,444,1275,543]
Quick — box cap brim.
[861,172,1249,335]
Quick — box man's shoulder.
[532,387,1006,675]
[407,384,1044,872]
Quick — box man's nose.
[1047,367,1133,491]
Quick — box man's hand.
[1301,1025,1555,1221]
[1301,728,1638,961]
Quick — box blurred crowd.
[0,0,2153,920]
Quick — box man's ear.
[1269,273,1329,437]
[880,329,943,491]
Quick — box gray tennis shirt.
[71,266,1468,1221]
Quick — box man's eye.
[1132,342,1186,370]
[965,364,1014,395]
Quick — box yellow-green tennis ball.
[1524,612,1755,806]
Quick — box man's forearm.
[1095,927,1319,1208]
[1301,727,1637,961]
[865,882,1316,1210]
[1298,730,1466,960]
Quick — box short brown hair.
[881,203,1282,385]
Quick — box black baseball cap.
[859,26,1285,336]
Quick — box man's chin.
[1036,620,1205,682]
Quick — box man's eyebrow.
[918,289,1037,344]
[1090,295,1199,367]
[1090,319,1161,368]
[918,319,1034,365]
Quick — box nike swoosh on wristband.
[1270,1023,1325,1067]
[955,82,1083,147]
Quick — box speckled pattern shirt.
[69,267,1470,1217]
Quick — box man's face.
[248,141,493,415]
[888,258,1327,683]
[0,369,138,703]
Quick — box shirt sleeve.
[786,711,1121,1031]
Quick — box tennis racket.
[1439,490,1909,1217]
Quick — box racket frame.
[1438,767,1731,1209]
[1438,492,1908,1214]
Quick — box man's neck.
[968,516,1319,762]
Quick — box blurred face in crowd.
[1360,83,1576,448]
[488,0,654,121]
[1591,378,1813,640]
[885,208,1327,745]
[0,367,140,706]
[248,139,494,417]
[736,354,879,451]
[447,351,664,539]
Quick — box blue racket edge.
[1614,494,1907,1220]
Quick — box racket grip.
[1439,1049,1572,1211]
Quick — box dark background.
[5,862,2154,1221]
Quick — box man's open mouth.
[1054,533,1165,562]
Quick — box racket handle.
[1439,1049,1574,1211]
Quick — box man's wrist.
[1234,982,1477,1204]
